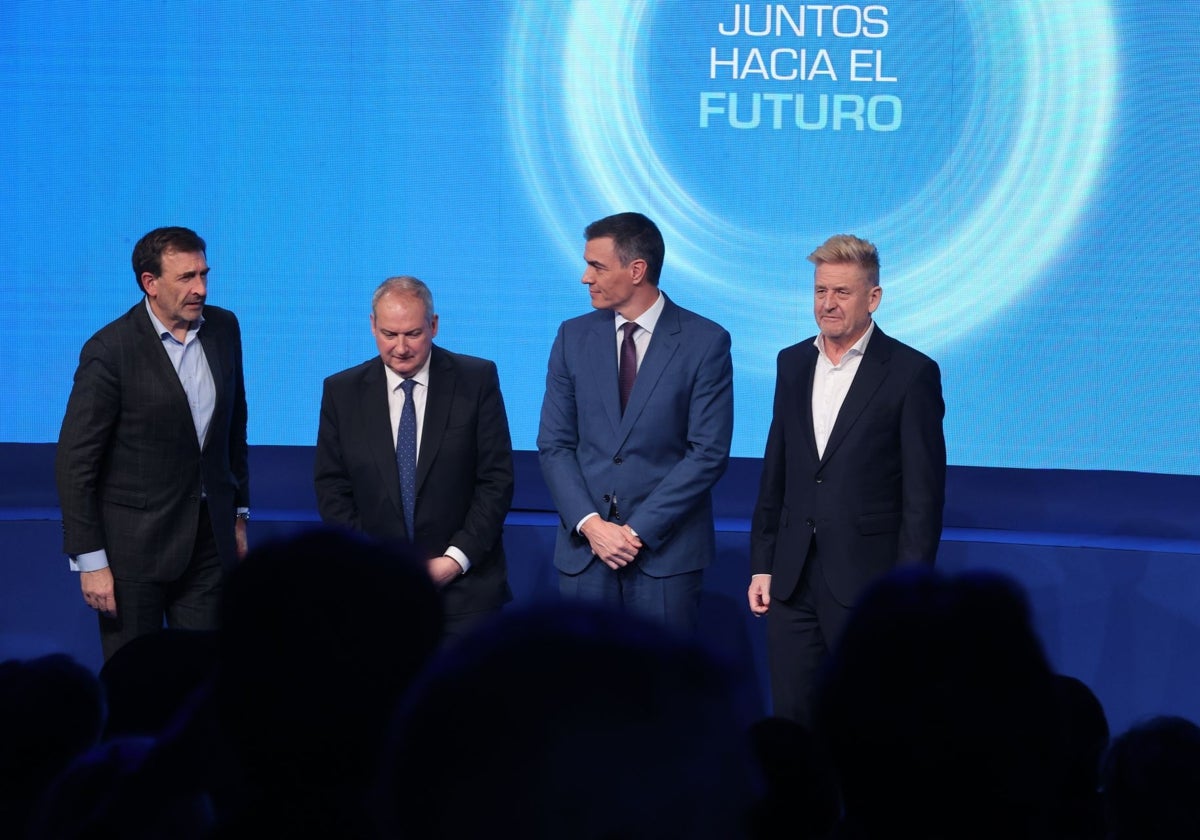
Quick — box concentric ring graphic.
[505,2,1117,360]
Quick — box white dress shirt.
[383,355,471,573]
[613,289,665,371]
[812,320,875,459]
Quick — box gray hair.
[372,276,435,322]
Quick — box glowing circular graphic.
[504,1,1117,359]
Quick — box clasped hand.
[581,519,642,570]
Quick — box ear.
[140,272,157,297]
[429,313,439,338]
[629,258,648,284]
[868,285,883,313]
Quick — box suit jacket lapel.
[417,346,453,493]
[820,326,891,466]
[133,303,200,451]
[795,343,821,462]
[197,319,225,452]
[584,313,623,435]
[618,295,680,442]
[360,360,405,518]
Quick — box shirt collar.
[383,350,433,392]
[144,298,204,345]
[814,319,875,362]
[615,289,665,335]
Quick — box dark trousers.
[765,548,852,727]
[559,559,703,637]
[99,503,224,661]
[442,607,501,647]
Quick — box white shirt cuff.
[575,511,600,535]
[445,545,470,574]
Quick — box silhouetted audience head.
[0,653,104,837]
[1049,674,1109,839]
[816,567,1061,839]
[26,735,214,840]
[214,527,442,836]
[747,716,839,840]
[99,628,217,739]
[1100,714,1200,839]
[378,602,760,839]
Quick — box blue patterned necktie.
[396,378,418,538]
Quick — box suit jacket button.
[613,456,623,465]
[603,494,611,503]
[815,476,823,483]
[805,518,815,528]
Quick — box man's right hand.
[748,573,772,616]
[580,518,642,570]
[81,567,117,618]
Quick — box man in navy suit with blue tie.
[314,277,514,641]
[538,212,734,634]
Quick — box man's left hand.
[235,518,248,560]
[427,555,463,589]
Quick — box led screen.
[2,2,1197,473]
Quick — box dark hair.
[380,602,759,839]
[131,227,206,293]
[215,528,441,812]
[584,212,665,286]
[0,654,105,836]
[817,567,1061,838]
[1101,715,1200,839]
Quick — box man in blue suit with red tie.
[537,212,734,635]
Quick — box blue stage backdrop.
[3,2,1198,473]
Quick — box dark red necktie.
[619,322,638,413]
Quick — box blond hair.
[808,234,880,285]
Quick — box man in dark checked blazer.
[56,226,250,661]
